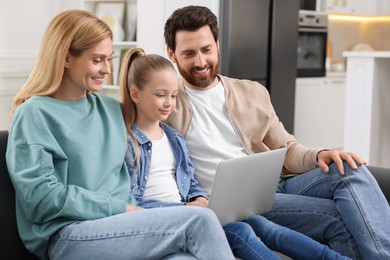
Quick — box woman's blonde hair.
[12,9,112,108]
[119,47,175,135]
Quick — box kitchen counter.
[342,51,390,168]
[326,71,346,78]
[344,51,390,58]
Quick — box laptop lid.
[208,148,287,226]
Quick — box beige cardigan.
[165,75,321,177]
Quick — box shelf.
[82,0,137,42]
[84,0,114,2]
[113,41,137,48]
[80,0,137,94]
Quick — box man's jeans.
[265,163,390,260]
[48,206,235,260]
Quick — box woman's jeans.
[265,163,390,260]
[224,215,347,260]
[48,206,235,260]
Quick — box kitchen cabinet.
[294,75,346,149]
[326,0,390,16]
[326,0,350,14]
[343,51,390,168]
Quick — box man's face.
[167,25,220,90]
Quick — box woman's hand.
[125,204,144,212]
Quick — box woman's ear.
[64,53,71,69]
[130,85,139,103]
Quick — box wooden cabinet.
[294,75,346,149]
[326,0,390,16]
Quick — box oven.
[296,11,328,77]
[299,0,325,12]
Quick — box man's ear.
[130,85,139,103]
[167,46,176,63]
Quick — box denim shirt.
[125,122,208,208]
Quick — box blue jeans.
[224,215,347,260]
[48,206,235,260]
[265,163,390,260]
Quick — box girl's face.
[60,37,113,100]
[132,68,178,123]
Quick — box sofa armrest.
[0,130,38,259]
[367,165,390,205]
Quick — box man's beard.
[177,59,220,89]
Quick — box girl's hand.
[185,196,209,208]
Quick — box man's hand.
[316,150,367,175]
[185,196,209,208]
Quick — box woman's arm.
[7,102,129,224]
[7,143,126,223]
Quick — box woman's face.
[60,37,113,100]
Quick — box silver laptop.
[208,148,287,226]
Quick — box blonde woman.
[6,10,234,260]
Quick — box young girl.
[120,48,350,260]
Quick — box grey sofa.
[1,130,389,259]
[0,130,38,259]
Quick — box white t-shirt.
[184,82,248,194]
[143,130,182,203]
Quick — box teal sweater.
[6,93,135,259]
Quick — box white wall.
[0,0,64,129]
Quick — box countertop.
[343,51,390,58]
[326,71,346,78]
